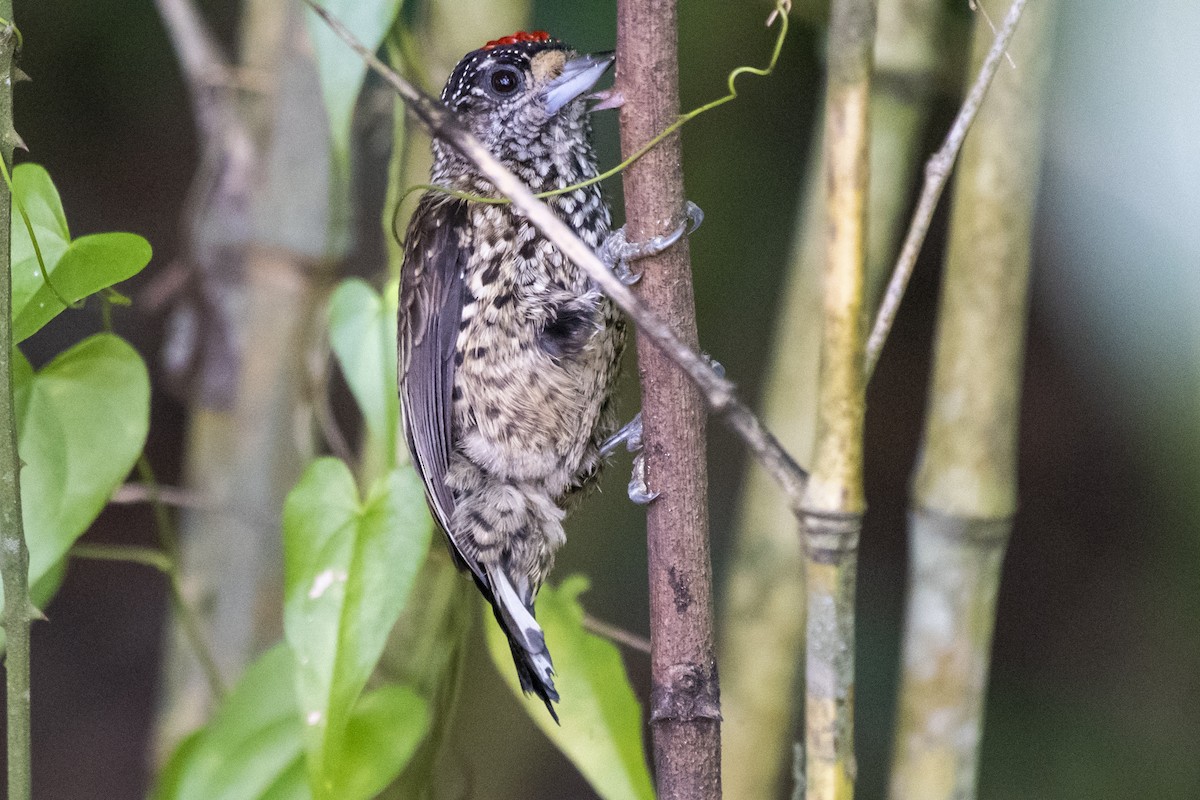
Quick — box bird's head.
[437,32,613,176]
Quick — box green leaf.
[283,458,433,799]
[154,646,427,800]
[10,164,152,343]
[305,0,403,170]
[485,576,656,800]
[13,334,150,589]
[328,278,400,468]
[153,645,308,800]
[334,684,428,800]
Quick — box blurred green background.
[7,0,1198,797]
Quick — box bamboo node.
[801,510,860,563]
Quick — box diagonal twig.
[582,614,652,655]
[864,0,1029,376]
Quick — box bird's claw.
[598,201,704,286]
[601,412,658,504]
[628,452,658,505]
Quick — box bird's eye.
[488,66,522,97]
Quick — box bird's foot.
[601,412,658,505]
[598,201,704,285]
[599,351,722,506]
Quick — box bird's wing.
[399,194,561,721]
[398,195,476,576]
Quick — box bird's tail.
[483,565,559,723]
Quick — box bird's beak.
[544,52,615,116]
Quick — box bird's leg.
[600,411,642,458]
[601,351,724,507]
[598,201,704,285]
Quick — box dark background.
[7,0,1200,798]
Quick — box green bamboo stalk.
[800,0,876,797]
[719,1,944,795]
[888,2,1054,798]
[0,7,30,800]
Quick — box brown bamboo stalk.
[888,2,1053,798]
[719,0,945,795]
[800,0,876,798]
[615,1,720,797]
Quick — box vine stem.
[393,1,793,208]
[0,7,32,800]
[138,456,228,700]
[70,457,231,705]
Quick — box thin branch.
[110,483,207,509]
[70,543,175,575]
[864,0,1028,377]
[0,10,32,800]
[582,614,651,656]
[69,536,229,701]
[302,0,809,511]
[153,0,234,106]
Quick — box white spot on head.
[306,710,323,726]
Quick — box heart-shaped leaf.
[153,646,307,800]
[283,458,433,799]
[328,278,400,468]
[485,576,656,800]
[333,683,428,799]
[154,645,428,800]
[10,164,152,343]
[13,334,150,588]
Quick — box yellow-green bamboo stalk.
[800,1,876,798]
[888,2,1054,798]
[719,1,944,795]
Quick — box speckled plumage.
[397,36,621,718]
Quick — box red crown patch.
[482,30,552,50]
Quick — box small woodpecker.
[398,32,624,721]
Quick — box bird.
[397,31,627,721]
